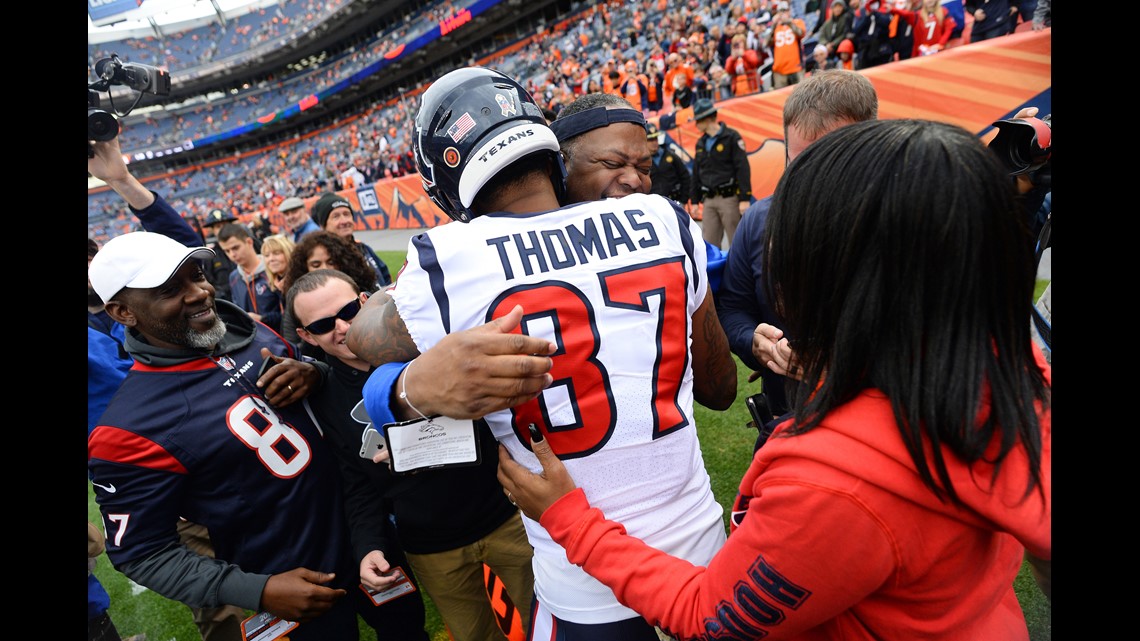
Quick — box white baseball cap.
[89,231,215,302]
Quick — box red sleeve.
[541,467,897,638]
[891,8,917,25]
[938,16,957,45]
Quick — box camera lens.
[88,108,119,142]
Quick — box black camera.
[88,90,119,143]
[93,54,172,96]
[88,54,171,155]
[988,114,1051,177]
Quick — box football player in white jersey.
[349,66,737,641]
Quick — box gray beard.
[186,317,228,350]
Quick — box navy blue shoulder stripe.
[671,199,700,292]
[410,233,451,334]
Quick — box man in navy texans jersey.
[87,231,363,640]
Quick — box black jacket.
[851,9,894,69]
[691,122,753,203]
[649,145,692,204]
[313,355,520,557]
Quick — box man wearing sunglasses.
[289,271,433,639]
[288,269,534,641]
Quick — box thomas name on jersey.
[485,209,662,280]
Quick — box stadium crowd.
[89,0,1042,244]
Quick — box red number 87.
[487,256,691,459]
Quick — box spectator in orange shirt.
[663,52,695,110]
[836,38,856,69]
[724,33,764,96]
[643,58,666,114]
[617,60,650,113]
[600,59,625,95]
[767,1,807,89]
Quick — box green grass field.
[86,255,1050,640]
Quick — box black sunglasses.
[301,298,362,335]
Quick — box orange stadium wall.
[266,29,1051,235]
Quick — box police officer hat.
[646,122,664,143]
[203,209,237,226]
[692,98,718,122]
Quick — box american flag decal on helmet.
[447,112,476,142]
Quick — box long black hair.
[764,118,1048,506]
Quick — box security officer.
[199,208,239,302]
[647,122,692,208]
[689,98,752,249]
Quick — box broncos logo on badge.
[496,93,516,116]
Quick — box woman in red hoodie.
[500,118,1050,641]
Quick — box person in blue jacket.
[718,70,878,450]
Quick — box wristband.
[398,359,430,421]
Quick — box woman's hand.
[496,425,577,522]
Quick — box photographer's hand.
[89,136,156,210]
[1012,106,1039,120]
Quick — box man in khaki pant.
[689,98,752,249]
[176,520,247,641]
